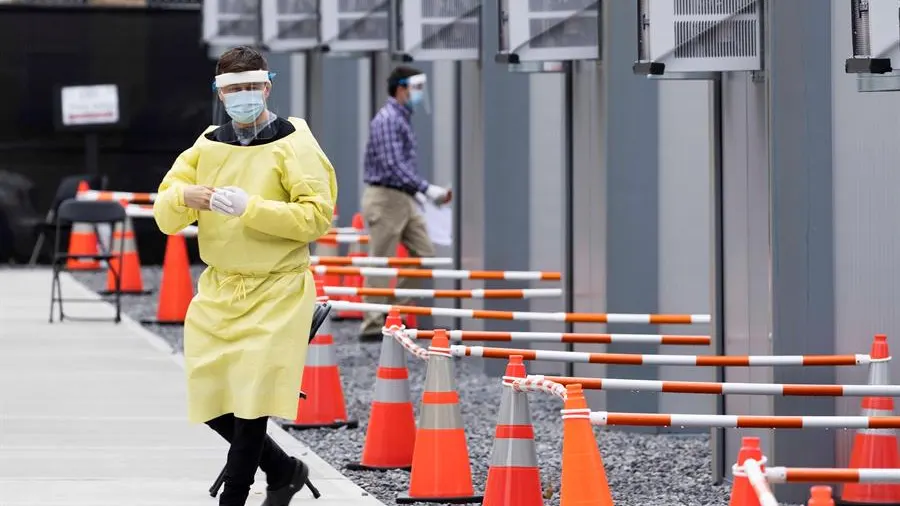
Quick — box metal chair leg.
[48,264,57,323]
[29,210,54,266]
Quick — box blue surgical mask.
[223,90,266,124]
[408,89,424,107]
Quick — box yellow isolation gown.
[152,116,337,423]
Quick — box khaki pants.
[358,185,436,336]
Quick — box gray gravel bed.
[70,266,802,506]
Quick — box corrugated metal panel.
[831,0,900,469]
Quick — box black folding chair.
[208,302,332,499]
[29,174,107,265]
[49,199,125,324]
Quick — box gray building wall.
[831,0,900,469]
[656,80,714,418]
[593,0,663,421]
[717,2,836,502]
[273,2,900,500]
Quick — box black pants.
[206,413,295,506]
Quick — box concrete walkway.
[0,268,384,506]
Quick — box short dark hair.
[387,65,422,97]
[216,46,268,75]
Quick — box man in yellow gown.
[152,46,337,506]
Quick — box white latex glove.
[414,192,428,208]
[209,186,249,217]
[424,184,449,205]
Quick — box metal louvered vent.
[390,0,481,61]
[0,0,200,8]
[260,0,318,52]
[203,0,260,47]
[320,0,390,52]
[499,0,599,62]
[636,0,761,74]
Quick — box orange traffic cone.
[283,315,358,430]
[841,334,900,504]
[66,180,102,271]
[100,202,151,295]
[560,383,613,506]
[346,309,417,472]
[483,355,543,506]
[333,213,365,320]
[811,486,835,506]
[140,234,194,325]
[397,329,482,504]
[729,436,764,506]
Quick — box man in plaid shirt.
[358,65,452,340]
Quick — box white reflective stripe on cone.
[374,376,412,403]
[305,340,338,367]
[497,385,532,426]
[379,333,408,368]
[419,403,464,430]
[489,438,538,467]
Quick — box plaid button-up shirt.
[363,97,429,195]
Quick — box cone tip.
[385,309,402,327]
[740,436,761,448]
[809,485,833,505]
[565,383,583,394]
[871,334,890,359]
[432,328,449,347]
[505,355,527,378]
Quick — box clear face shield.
[211,70,278,145]
[402,73,431,115]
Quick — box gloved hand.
[424,184,451,205]
[209,186,250,217]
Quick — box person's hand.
[425,184,451,205]
[209,186,250,217]
[182,185,215,210]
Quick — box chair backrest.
[56,199,126,225]
[52,174,104,212]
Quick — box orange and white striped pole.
[324,287,562,299]
[312,266,562,281]
[312,256,453,267]
[330,300,708,324]
[764,467,900,484]
[540,375,900,396]
[329,227,358,235]
[589,412,900,429]
[317,234,369,245]
[408,329,710,345]
[456,345,872,367]
[76,189,156,203]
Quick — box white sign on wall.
[61,84,120,126]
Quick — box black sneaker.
[261,458,321,505]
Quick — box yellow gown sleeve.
[238,129,338,243]
[153,145,200,235]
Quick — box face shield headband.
[213,70,274,90]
